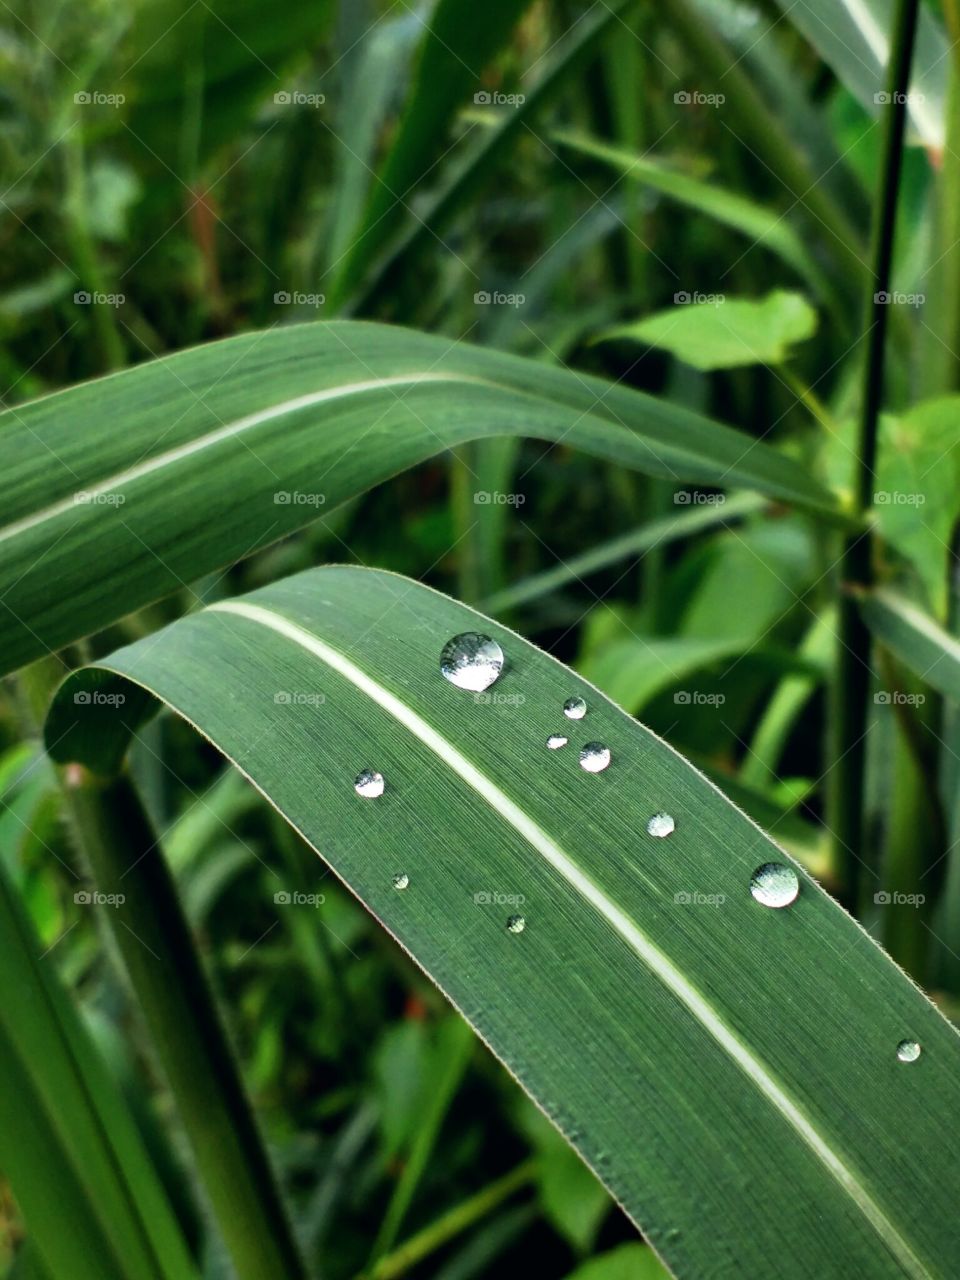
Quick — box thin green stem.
[828,0,921,908]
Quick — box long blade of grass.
[858,588,960,700]
[44,565,960,1280]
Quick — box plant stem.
[365,1158,537,1280]
[828,0,921,908]
[64,769,309,1280]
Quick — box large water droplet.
[896,1039,921,1063]
[392,873,409,891]
[563,696,587,720]
[354,769,385,798]
[440,632,504,692]
[546,734,568,750]
[579,742,611,773]
[647,812,675,838]
[750,862,799,908]
[506,914,526,934]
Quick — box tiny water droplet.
[750,862,799,908]
[546,734,568,750]
[392,873,409,891]
[579,742,611,773]
[647,812,675,838]
[563,695,587,720]
[354,769,385,798]
[506,914,526,934]
[896,1039,921,1063]
[440,632,504,692]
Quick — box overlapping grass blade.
[45,565,960,1280]
[859,588,960,699]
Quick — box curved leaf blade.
[859,588,960,700]
[45,566,960,1280]
[0,321,840,676]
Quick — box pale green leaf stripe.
[209,597,927,1279]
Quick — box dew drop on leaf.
[647,812,675,838]
[579,742,611,773]
[506,914,526,934]
[896,1039,921,1062]
[546,734,568,750]
[440,632,504,692]
[750,862,799,907]
[563,695,587,720]
[354,769,385,798]
[392,873,409,891]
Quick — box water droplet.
[546,734,568,750]
[579,742,611,773]
[647,811,675,838]
[392,873,409,891]
[896,1039,921,1063]
[354,769,385,798]
[506,914,526,934]
[563,695,587,720]
[750,862,799,908]
[440,632,504,692]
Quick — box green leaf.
[564,1242,670,1280]
[44,565,960,1279]
[858,589,960,701]
[517,1102,610,1252]
[0,320,841,677]
[600,292,818,371]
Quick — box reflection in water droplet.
[579,742,611,773]
[563,696,587,720]
[546,734,568,750]
[392,874,409,891]
[354,769,385,798]
[750,862,799,908]
[506,914,526,934]
[647,812,675,838]
[440,632,504,692]
[896,1039,921,1063]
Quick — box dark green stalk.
[828,0,921,907]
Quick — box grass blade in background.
[859,589,960,700]
[44,565,960,1280]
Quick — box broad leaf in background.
[599,291,818,371]
[45,566,960,1279]
[768,0,948,148]
[858,589,960,701]
[0,320,841,676]
[565,1242,670,1280]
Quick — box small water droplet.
[750,862,799,908]
[579,742,611,773]
[354,769,385,798]
[546,734,568,750]
[647,812,675,838]
[563,695,587,720]
[896,1039,921,1063]
[506,914,526,934]
[440,632,504,692]
[392,873,409,891]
